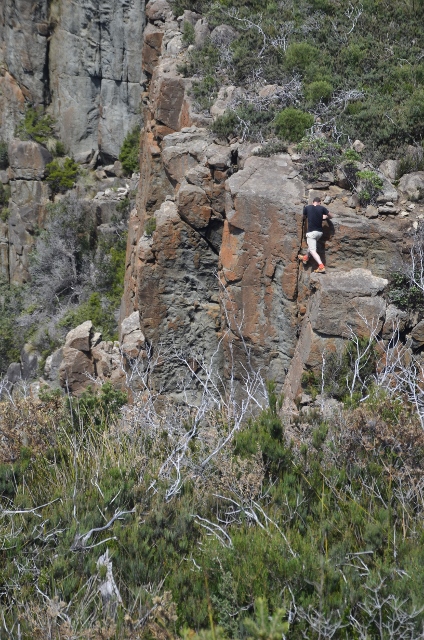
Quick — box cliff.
[1,0,424,409]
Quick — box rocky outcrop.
[57,319,140,394]
[283,269,388,405]
[120,0,420,402]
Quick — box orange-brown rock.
[142,24,164,75]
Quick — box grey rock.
[146,0,171,22]
[44,348,64,384]
[21,344,38,380]
[59,347,95,395]
[178,10,201,27]
[8,140,52,180]
[365,205,378,218]
[210,24,238,46]
[398,172,424,201]
[376,178,399,204]
[353,139,365,153]
[0,170,10,185]
[194,19,210,49]
[6,362,22,385]
[0,1,49,129]
[120,311,145,358]
[411,319,424,349]
[382,304,409,339]
[49,0,145,161]
[379,159,399,182]
[65,321,93,352]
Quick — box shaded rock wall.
[0,0,145,161]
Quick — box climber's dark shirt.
[302,204,329,233]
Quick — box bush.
[0,140,8,169]
[145,217,157,236]
[356,169,384,205]
[274,108,314,142]
[119,126,141,176]
[45,157,79,194]
[284,42,319,72]
[305,80,333,105]
[15,106,56,145]
[388,270,424,311]
[297,138,343,181]
[0,183,10,218]
[396,144,424,179]
[182,20,195,45]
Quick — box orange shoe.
[313,264,326,273]
[298,254,309,264]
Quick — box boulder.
[376,177,398,204]
[44,348,64,384]
[59,347,95,395]
[211,86,243,119]
[65,321,93,352]
[210,24,238,46]
[6,362,22,385]
[352,140,365,153]
[177,183,211,229]
[398,172,424,201]
[178,10,201,27]
[21,344,38,380]
[142,24,165,75]
[91,341,126,387]
[382,304,409,339]
[194,19,210,49]
[8,140,52,180]
[411,319,424,349]
[379,159,399,182]
[120,311,145,358]
[146,0,171,22]
[283,270,388,404]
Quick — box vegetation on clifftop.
[176,0,424,161]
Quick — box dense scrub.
[176,0,424,161]
[1,372,424,638]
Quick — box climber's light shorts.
[306,230,323,253]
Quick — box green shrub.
[15,106,56,145]
[285,42,319,71]
[297,138,343,181]
[396,144,424,179]
[356,169,384,205]
[192,75,220,110]
[45,157,79,194]
[182,20,195,45]
[275,108,314,142]
[253,140,288,157]
[119,126,141,176]
[388,271,424,311]
[305,80,333,104]
[145,217,157,236]
[59,292,118,341]
[0,140,8,169]
[0,183,10,219]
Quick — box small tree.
[275,108,314,142]
[119,126,141,176]
[45,157,79,194]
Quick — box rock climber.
[298,197,333,273]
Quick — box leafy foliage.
[15,106,56,145]
[119,126,141,176]
[0,140,9,169]
[356,169,384,205]
[45,157,79,194]
[388,270,424,311]
[275,108,314,142]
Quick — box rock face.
[8,140,52,180]
[49,0,145,161]
[283,270,388,404]
[0,0,145,160]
